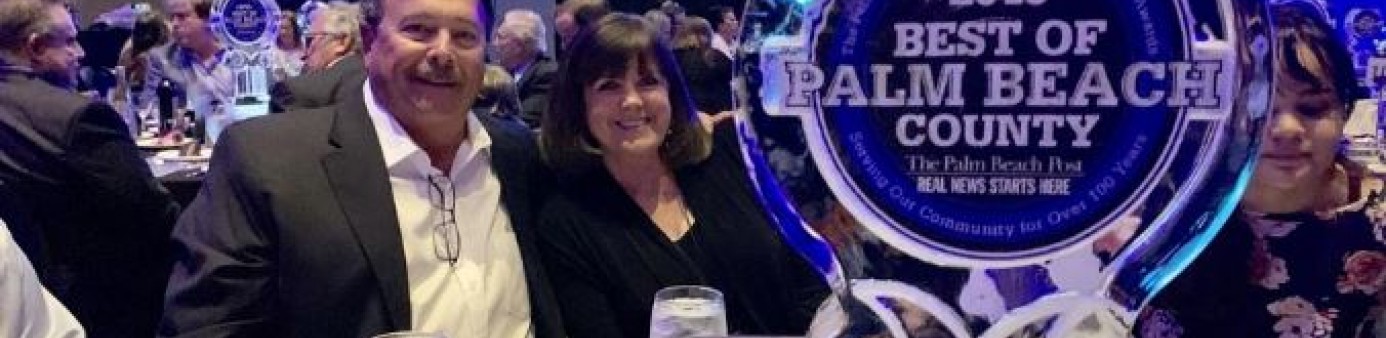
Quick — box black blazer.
[269,54,365,113]
[0,68,181,337]
[161,78,564,338]
[514,56,557,128]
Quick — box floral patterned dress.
[1139,173,1386,338]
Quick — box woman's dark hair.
[278,10,302,49]
[189,0,212,19]
[1273,3,1367,113]
[130,10,169,54]
[673,16,713,50]
[541,13,711,177]
[572,3,610,29]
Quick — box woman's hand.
[699,110,735,131]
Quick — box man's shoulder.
[477,112,538,151]
[0,76,89,107]
[279,71,324,94]
[286,67,341,88]
[335,55,366,74]
[0,76,97,133]
[146,44,182,70]
[533,57,559,75]
[221,105,336,155]
[318,56,366,79]
[283,56,365,93]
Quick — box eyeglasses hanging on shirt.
[427,174,460,266]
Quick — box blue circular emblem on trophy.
[801,0,1190,262]
[736,0,1274,335]
[206,0,280,143]
[211,0,278,49]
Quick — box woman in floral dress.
[1139,3,1381,338]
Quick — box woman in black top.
[538,14,829,338]
[671,16,735,114]
[1138,3,1384,337]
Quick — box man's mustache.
[414,56,462,82]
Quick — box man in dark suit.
[269,55,363,112]
[270,2,365,113]
[0,0,181,336]
[513,57,555,128]
[493,9,556,128]
[161,0,563,336]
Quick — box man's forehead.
[396,12,479,29]
[309,12,330,30]
[165,0,192,12]
[386,0,482,20]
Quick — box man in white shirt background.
[146,0,235,119]
[0,216,83,338]
[710,6,739,59]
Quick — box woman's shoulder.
[1335,173,1386,245]
[536,191,612,250]
[538,173,628,229]
[538,181,596,226]
[541,183,599,214]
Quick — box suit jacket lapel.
[319,83,411,330]
[477,115,527,234]
[516,56,546,93]
[477,117,543,283]
[477,115,564,338]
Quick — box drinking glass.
[140,105,160,137]
[649,285,728,338]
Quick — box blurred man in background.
[0,0,180,335]
[554,0,607,53]
[147,0,233,120]
[270,1,364,113]
[493,9,555,128]
[710,6,738,58]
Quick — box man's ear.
[22,33,46,60]
[330,36,350,56]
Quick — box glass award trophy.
[734,0,1273,336]
[207,0,279,143]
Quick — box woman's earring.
[580,135,603,155]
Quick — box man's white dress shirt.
[0,219,84,338]
[362,82,533,338]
